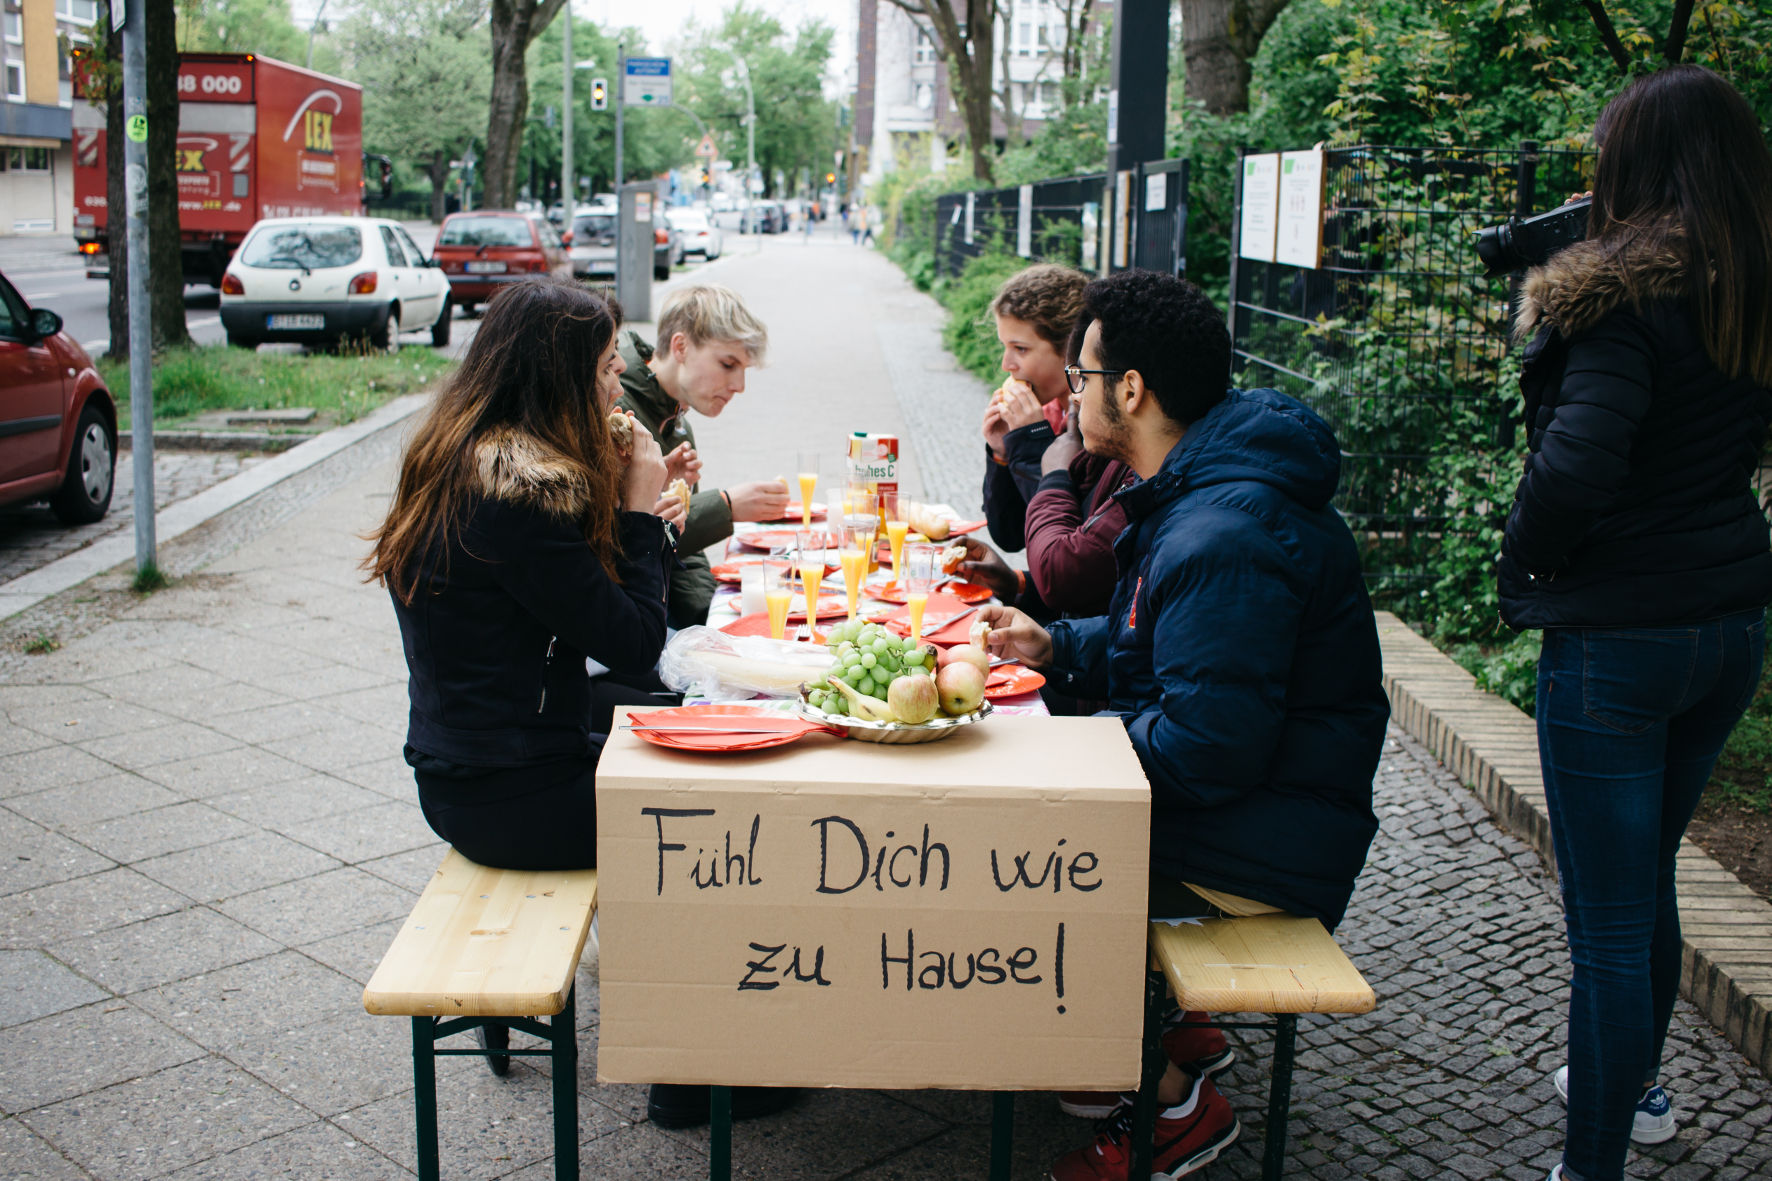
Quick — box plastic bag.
[657,625,830,699]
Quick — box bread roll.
[608,409,635,458]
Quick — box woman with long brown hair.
[1498,65,1772,1181]
[366,275,677,871]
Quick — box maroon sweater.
[1023,452,1137,617]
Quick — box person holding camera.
[1497,66,1772,1181]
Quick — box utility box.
[617,182,655,322]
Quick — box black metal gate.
[1131,158,1189,276]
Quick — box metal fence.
[1227,142,1597,592]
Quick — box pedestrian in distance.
[1497,64,1772,1181]
[977,270,1390,1181]
[615,283,787,629]
[366,275,682,873]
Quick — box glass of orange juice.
[796,529,828,642]
[845,490,878,584]
[765,562,793,640]
[795,451,820,529]
[904,543,937,643]
[881,490,909,580]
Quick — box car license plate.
[465,261,507,273]
[266,313,325,330]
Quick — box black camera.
[1474,197,1591,277]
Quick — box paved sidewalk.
[3,238,1770,1180]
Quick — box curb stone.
[1375,609,1772,1078]
[0,392,429,621]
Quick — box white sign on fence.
[1274,148,1326,269]
[1144,172,1167,213]
[1237,154,1281,263]
[1017,185,1033,257]
[624,57,672,107]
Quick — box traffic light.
[590,78,608,111]
[825,172,836,185]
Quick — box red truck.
[71,52,367,288]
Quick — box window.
[3,12,21,44]
[56,0,97,24]
[397,226,428,265]
[1018,22,1033,55]
[913,25,936,65]
[1040,81,1060,107]
[239,224,363,270]
[379,226,408,267]
[0,146,51,170]
[5,61,24,101]
[914,82,933,111]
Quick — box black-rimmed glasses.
[1064,364,1123,394]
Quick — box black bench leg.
[553,987,579,1181]
[988,1092,1015,1180]
[1130,969,1169,1179]
[1262,1013,1298,1181]
[412,1017,440,1181]
[709,1086,732,1181]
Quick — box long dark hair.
[366,276,624,603]
[1589,64,1772,386]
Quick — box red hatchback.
[432,211,572,316]
[0,269,117,524]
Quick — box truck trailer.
[71,52,365,288]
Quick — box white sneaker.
[1552,1065,1678,1145]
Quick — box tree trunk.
[1179,0,1292,116]
[104,6,126,361]
[888,0,999,183]
[999,0,1022,144]
[484,0,565,210]
[147,0,188,349]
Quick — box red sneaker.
[1058,1091,1123,1118]
[1048,1072,1239,1181]
[1161,1011,1235,1077]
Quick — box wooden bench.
[1129,914,1376,1180]
[363,850,599,1181]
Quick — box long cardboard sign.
[596,715,1151,1090]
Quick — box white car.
[219,216,451,351]
[666,207,723,260]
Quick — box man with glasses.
[978,269,1389,1181]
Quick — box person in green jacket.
[617,283,788,627]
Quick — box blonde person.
[617,283,788,628]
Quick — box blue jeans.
[1536,611,1764,1180]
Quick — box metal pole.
[615,40,625,191]
[305,0,329,70]
[122,0,155,573]
[562,8,573,217]
[743,60,755,226]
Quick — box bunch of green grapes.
[804,619,933,715]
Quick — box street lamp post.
[729,54,755,231]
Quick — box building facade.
[855,0,1072,188]
[1,0,92,235]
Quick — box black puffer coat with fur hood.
[1498,234,1772,629]
[391,428,675,766]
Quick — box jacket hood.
[472,427,592,519]
[1126,387,1342,513]
[1514,232,1688,343]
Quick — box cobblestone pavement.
[1,237,1768,1180]
[0,450,267,585]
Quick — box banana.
[827,675,901,723]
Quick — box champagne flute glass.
[881,490,909,582]
[795,451,820,529]
[904,543,937,644]
[765,561,793,640]
[845,490,878,582]
[796,529,828,643]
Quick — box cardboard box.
[596,714,1151,1090]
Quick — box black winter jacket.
[1045,388,1388,929]
[391,428,676,767]
[1498,235,1772,630]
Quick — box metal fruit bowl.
[793,693,993,744]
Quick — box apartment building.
[1,0,93,235]
[854,0,1073,187]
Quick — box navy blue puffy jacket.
[1045,388,1389,928]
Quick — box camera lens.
[1474,223,1514,276]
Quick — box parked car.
[432,211,570,316]
[219,216,452,351]
[740,201,785,234]
[655,221,682,281]
[666,207,723,260]
[0,269,117,524]
[569,204,677,282]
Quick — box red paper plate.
[711,560,836,585]
[720,604,849,638]
[625,706,826,753]
[737,528,843,552]
[984,664,1046,699]
[767,501,827,522]
[872,580,993,606]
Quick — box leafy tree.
[174,0,306,63]
[674,4,838,198]
[484,0,568,208]
[885,0,1001,182]
[343,0,490,222]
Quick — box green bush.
[937,251,1030,384]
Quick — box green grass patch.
[130,563,170,596]
[99,345,453,433]
[22,634,60,655]
[1711,656,1772,814]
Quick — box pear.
[936,662,986,716]
[887,671,939,724]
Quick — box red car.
[431,211,572,316]
[0,269,117,524]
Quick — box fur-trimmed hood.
[1514,233,1689,343]
[473,427,592,519]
